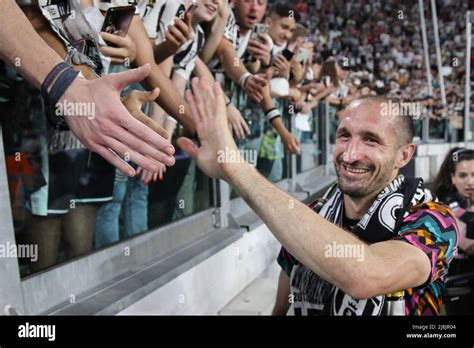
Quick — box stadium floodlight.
[418,0,432,141]
[430,0,447,109]
[465,11,472,145]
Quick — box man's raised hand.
[177,78,245,182]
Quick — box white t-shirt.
[141,0,167,39]
[208,8,251,71]
[142,0,204,80]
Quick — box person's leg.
[94,171,127,248]
[62,204,97,259]
[122,175,149,237]
[24,215,61,272]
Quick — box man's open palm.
[177,78,243,182]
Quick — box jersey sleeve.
[392,202,459,286]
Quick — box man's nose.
[344,139,365,163]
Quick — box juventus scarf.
[288,175,435,316]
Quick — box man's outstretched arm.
[0,0,176,176]
[177,78,433,300]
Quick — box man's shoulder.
[399,201,458,239]
[405,201,456,221]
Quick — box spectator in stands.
[433,148,474,254]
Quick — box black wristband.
[41,62,79,107]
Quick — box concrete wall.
[415,142,466,181]
[118,224,280,315]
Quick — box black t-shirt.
[342,214,359,232]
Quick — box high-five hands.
[62,64,175,177]
[177,78,246,182]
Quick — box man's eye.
[365,137,378,144]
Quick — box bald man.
[178,79,459,316]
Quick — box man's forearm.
[227,162,375,294]
[0,0,63,88]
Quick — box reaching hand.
[243,74,267,103]
[62,64,175,177]
[281,131,301,155]
[177,78,243,182]
[121,88,169,140]
[137,162,166,184]
[227,103,251,140]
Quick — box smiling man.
[178,79,459,316]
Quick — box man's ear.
[265,17,272,27]
[395,143,416,169]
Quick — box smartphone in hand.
[177,0,198,20]
[101,5,136,47]
[281,48,294,61]
[295,47,309,64]
[251,23,268,42]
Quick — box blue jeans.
[95,170,148,248]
